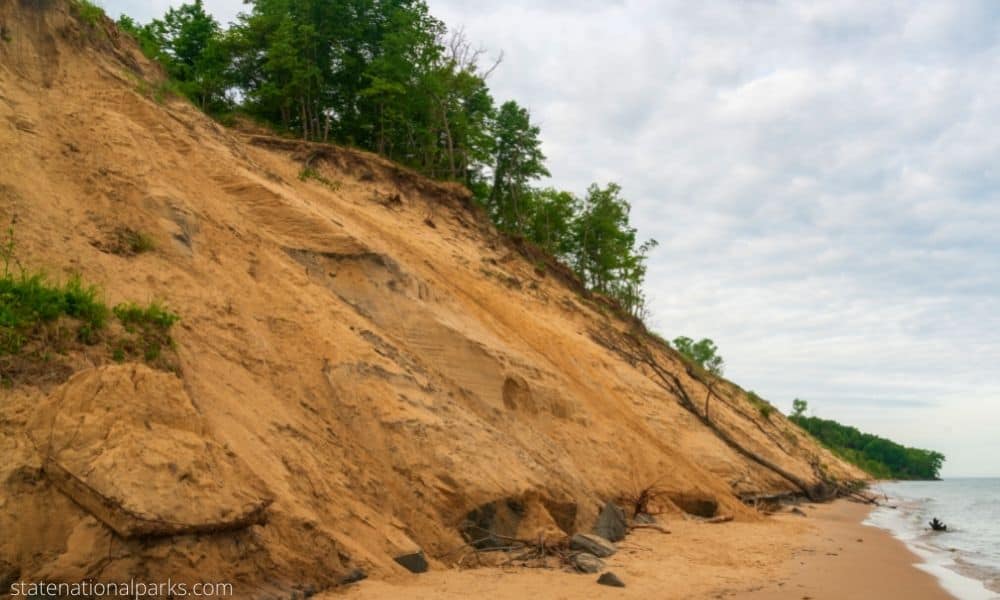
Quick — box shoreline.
[329,499,958,599]
[739,500,954,599]
[864,488,1000,600]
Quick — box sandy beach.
[331,500,951,599]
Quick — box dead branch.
[702,515,734,524]
[589,326,825,501]
[628,523,671,534]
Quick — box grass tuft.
[298,166,341,191]
[72,0,106,27]
[747,390,775,420]
[113,301,180,330]
[0,272,108,355]
[1,224,180,381]
[114,228,156,255]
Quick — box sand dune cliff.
[0,2,865,597]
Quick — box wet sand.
[333,500,952,599]
[738,500,951,599]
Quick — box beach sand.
[332,500,951,599]
[740,500,951,599]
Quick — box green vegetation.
[298,166,340,191]
[790,400,944,480]
[1,226,106,354]
[746,391,775,420]
[113,302,180,361]
[72,0,106,27]
[124,230,155,254]
[113,228,156,255]
[571,184,658,317]
[114,0,658,318]
[671,336,724,375]
[0,226,179,378]
[486,101,550,231]
[791,398,808,418]
[113,301,180,330]
[0,272,108,354]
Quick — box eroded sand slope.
[0,2,865,596]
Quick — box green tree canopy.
[792,398,808,418]
[119,0,660,324]
[672,336,724,375]
[120,0,230,110]
[790,412,945,480]
[487,100,549,232]
[522,188,578,258]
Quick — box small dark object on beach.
[929,518,947,532]
[340,568,367,584]
[394,551,429,573]
[597,572,625,587]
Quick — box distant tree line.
[666,336,944,480]
[790,400,944,480]
[115,0,657,318]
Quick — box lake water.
[865,479,1000,599]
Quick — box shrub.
[0,272,108,355]
[672,336,725,376]
[112,228,155,255]
[72,0,105,27]
[747,391,775,420]
[112,301,179,365]
[113,301,179,330]
[298,166,341,190]
[0,225,180,379]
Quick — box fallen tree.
[590,327,834,501]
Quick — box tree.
[672,336,724,375]
[138,0,231,111]
[792,398,808,418]
[610,237,657,319]
[523,188,577,257]
[121,0,667,327]
[790,412,945,479]
[573,183,634,293]
[570,183,657,316]
[487,100,549,232]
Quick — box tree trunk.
[300,98,309,141]
[438,98,457,179]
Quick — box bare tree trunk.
[377,103,386,155]
[300,98,309,141]
[438,98,457,179]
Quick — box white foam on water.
[865,480,1000,600]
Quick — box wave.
[865,481,1000,599]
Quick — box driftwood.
[628,523,671,534]
[844,490,897,508]
[702,515,734,524]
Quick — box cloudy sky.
[105,1,999,477]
